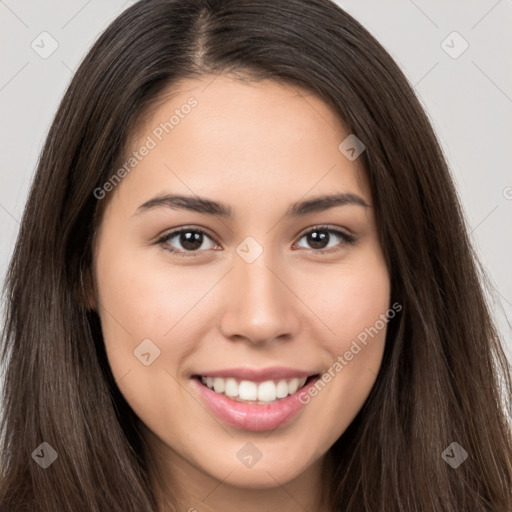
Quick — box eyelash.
[155,225,357,258]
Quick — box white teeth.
[238,381,258,400]
[288,377,300,395]
[199,376,309,403]
[276,379,289,398]
[224,378,238,397]
[257,380,276,402]
[212,377,225,393]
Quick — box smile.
[199,375,312,404]
[191,372,321,431]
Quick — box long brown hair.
[1,1,511,510]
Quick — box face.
[91,75,390,500]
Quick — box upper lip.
[193,366,319,383]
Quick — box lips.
[189,366,321,431]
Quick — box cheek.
[304,249,390,350]
[94,242,210,340]
[298,246,390,412]
[93,247,194,424]
[93,240,224,409]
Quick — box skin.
[90,74,390,512]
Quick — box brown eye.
[157,227,219,256]
[295,226,356,253]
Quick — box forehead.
[111,74,370,213]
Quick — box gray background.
[1,0,511,374]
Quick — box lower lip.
[191,375,319,432]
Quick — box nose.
[218,251,300,346]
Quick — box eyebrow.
[133,192,369,218]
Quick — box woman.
[1,0,511,510]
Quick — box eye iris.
[168,228,342,253]
[180,231,203,251]
[307,230,329,249]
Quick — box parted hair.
[1,1,511,510]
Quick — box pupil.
[308,230,328,249]
[181,231,203,250]
[177,230,331,251]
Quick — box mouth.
[192,373,320,405]
[191,372,321,431]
